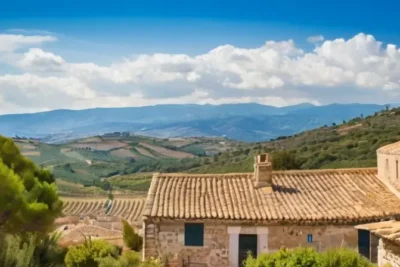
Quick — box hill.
[189,106,400,173]
[0,103,389,142]
[14,105,400,195]
[13,134,240,194]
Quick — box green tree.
[122,219,143,251]
[65,238,119,267]
[0,136,62,234]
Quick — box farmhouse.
[142,141,400,267]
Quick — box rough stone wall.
[268,225,358,252]
[145,221,229,267]
[144,222,358,267]
[378,238,400,267]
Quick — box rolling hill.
[0,103,390,142]
[14,106,400,195]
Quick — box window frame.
[184,223,204,247]
[307,234,313,243]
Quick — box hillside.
[189,106,400,173]
[14,106,400,194]
[0,103,388,142]
[13,134,240,194]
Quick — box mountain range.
[0,103,393,142]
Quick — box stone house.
[356,220,400,267]
[143,143,400,267]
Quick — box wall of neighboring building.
[378,238,400,267]
[143,221,358,267]
[377,150,400,187]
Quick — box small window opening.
[307,234,313,243]
[396,160,399,179]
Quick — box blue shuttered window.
[307,234,313,243]
[184,223,204,246]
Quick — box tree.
[122,220,143,251]
[0,136,62,234]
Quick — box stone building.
[143,143,400,267]
[356,221,400,267]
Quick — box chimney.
[254,153,272,189]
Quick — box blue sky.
[0,0,399,114]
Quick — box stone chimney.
[254,153,272,189]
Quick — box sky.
[0,0,400,114]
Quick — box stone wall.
[144,221,229,267]
[144,221,360,267]
[378,238,400,267]
[268,225,358,252]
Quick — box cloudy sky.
[0,0,400,114]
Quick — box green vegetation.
[0,135,62,234]
[122,220,143,251]
[0,232,67,267]
[64,238,120,267]
[17,106,400,194]
[244,247,375,267]
[190,106,400,173]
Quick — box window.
[307,234,313,243]
[184,223,204,246]
[397,160,399,179]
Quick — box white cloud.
[307,35,324,43]
[0,32,400,114]
[0,34,56,53]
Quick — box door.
[358,229,370,259]
[239,234,257,267]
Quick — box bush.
[244,247,375,267]
[0,232,66,267]
[122,220,143,251]
[65,238,119,267]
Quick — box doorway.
[239,234,257,267]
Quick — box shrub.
[122,220,143,251]
[244,247,375,267]
[65,238,119,267]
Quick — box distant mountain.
[0,103,390,142]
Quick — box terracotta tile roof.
[377,141,400,155]
[144,168,400,224]
[356,220,400,245]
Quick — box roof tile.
[144,168,400,224]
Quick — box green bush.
[64,238,119,267]
[122,220,143,251]
[0,232,66,267]
[244,247,375,267]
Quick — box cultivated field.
[110,148,139,159]
[133,146,156,158]
[70,141,127,151]
[139,142,196,159]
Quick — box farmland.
[16,134,239,194]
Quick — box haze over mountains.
[0,103,392,143]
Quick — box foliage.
[0,135,63,234]
[271,150,303,170]
[122,219,143,251]
[0,232,66,267]
[64,238,119,267]
[244,247,375,267]
[97,251,163,267]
